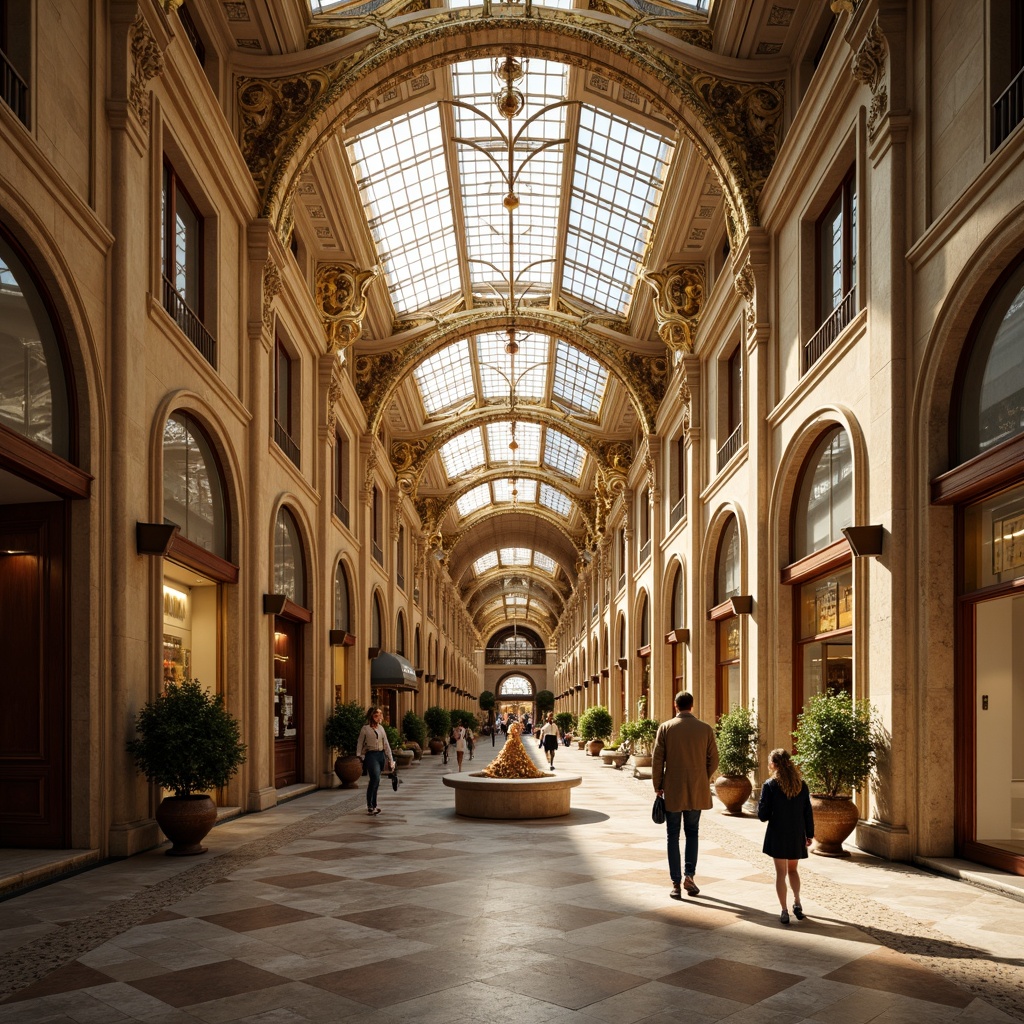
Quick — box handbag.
[651,795,666,824]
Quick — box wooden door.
[273,616,302,788]
[0,502,67,847]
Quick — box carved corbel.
[851,17,888,140]
[363,444,378,506]
[315,263,378,355]
[733,255,757,340]
[129,14,164,127]
[391,499,403,542]
[642,264,706,355]
[326,361,343,434]
[262,257,282,331]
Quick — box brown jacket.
[652,712,718,812]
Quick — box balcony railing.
[333,495,349,528]
[717,423,743,473]
[993,65,1024,150]
[670,495,686,528]
[162,276,215,365]
[484,649,546,665]
[397,570,405,591]
[805,287,856,372]
[0,48,28,125]
[372,540,383,566]
[274,421,300,468]
[639,538,651,565]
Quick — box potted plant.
[713,704,759,814]
[793,689,878,856]
[479,690,496,733]
[424,705,451,755]
[626,717,659,767]
[554,711,574,740]
[535,689,555,716]
[402,710,427,759]
[126,679,247,856]
[385,722,413,769]
[578,705,613,755]
[325,700,366,788]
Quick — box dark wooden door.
[0,502,67,847]
[273,616,302,788]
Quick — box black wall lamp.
[842,525,884,557]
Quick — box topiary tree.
[127,679,247,797]
[478,690,495,712]
[324,700,367,757]
[450,708,479,731]
[402,710,427,748]
[578,705,613,742]
[793,689,877,797]
[535,689,555,714]
[715,705,759,777]
[424,705,452,740]
[554,711,574,735]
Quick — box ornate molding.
[733,255,757,339]
[315,263,378,354]
[642,264,705,354]
[326,362,344,434]
[129,14,163,128]
[617,349,668,419]
[851,17,888,139]
[262,257,282,330]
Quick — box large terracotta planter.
[714,774,752,815]
[586,739,605,756]
[631,753,653,768]
[334,754,362,788]
[428,737,445,755]
[156,795,217,856]
[810,794,859,856]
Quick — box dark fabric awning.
[370,652,419,692]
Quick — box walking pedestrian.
[652,691,718,899]
[452,722,467,771]
[757,748,814,924]
[539,712,559,769]
[356,707,394,816]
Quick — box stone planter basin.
[600,750,630,769]
[442,772,582,819]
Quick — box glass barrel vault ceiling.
[345,58,675,318]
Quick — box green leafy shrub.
[578,705,613,742]
[126,679,247,797]
[629,717,660,755]
[714,704,759,777]
[424,705,452,740]
[450,708,479,731]
[793,689,878,797]
[535,689,555,714]
[384,722,403,753]
[402,710,427,748]
[324,701,367,756]
[478,690,496,711]
[554,711,574,734]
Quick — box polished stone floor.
[0,736,1022,1023]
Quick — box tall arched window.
[334,561,350,631]
[669,563,686,699]
[371,593,383,649]
[163,412,227,557]
[794,427,853,560]
[414,626,421,667]
[0,232,70,457]
[714,516,741,715]
[396,611,406,657]
[716,517,741,603]
[273,507,305,605]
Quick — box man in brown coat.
[653,691,718,898]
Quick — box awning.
[370,652,419,692]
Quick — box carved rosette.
[852,17,888,140]
[130,15,163,127]
[643,264,705,354]
[315,263,378,354]
[262,257,282,330]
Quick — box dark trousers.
[365,750,385,809]
[665,809,701,882]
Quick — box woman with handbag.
[452,723,467,772]
[356,707,394,815]
[539,713,560,769]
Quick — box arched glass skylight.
[500,547,532,566]
[440,428,486,476]
[473,551,499,574]
[488,421,541,463]
[414,339,473,414]
[539,483,572,516]
[543,429,585,478]
[478,332,548,400]
[533,552,556,573]
[492,478,537,503]
[456,483,491,516]
[553,340,607,414]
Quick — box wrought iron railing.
[372,540,383,566]
[484,649,546,665]
[670,495,685,528]
[717,423,743,473]
[805,287,856,372]
[639,538,651,564]
[162,276,215,365]
[274,420,300,468]
[0,48,27,125]
[333,495,349,528]
[993,65,1024,150]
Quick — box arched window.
[794,427,853,560]
[414,626,421,667]
[498,674,533,697]
[334,561,350,631]
[959,260,1024,462]
[371,593,383,649]
[273,507,305,605]
[163,412,227,557]
[639,593,650,647]
[0,232,70,457]
[396,611,406,657]
[716,516,741,603]
[671,563,685,629]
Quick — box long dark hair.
[769,748,802,799]
[365,706,383,724]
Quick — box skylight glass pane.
[451,60,567,304]
[553,340,607,414]
[487,420,541,464]
[500,547,532,566]
[439,428,486,477]
[493,478,537,503]
[447,0,576,7]
[347,105,460,314]
[415,340,474,415]
[477,332,548,400]
[456,482,491,517]
[563,107,673,314]
[533,552,556,573]
[543,428,585,478]
[539,483,572,516]
[506,594,528,609]
[473,551,499,574]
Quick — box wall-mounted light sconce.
[425,674,436,683]
[842,525,884,557]
[665,628,690,645]
[617,657,628,671]
[367,646,381,659]
[263,593,287,615]
[136,522,177,556]
[328,630,356,647]
[729,595,753,616]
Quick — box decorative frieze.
[129,15,163,128]
[852,17,888,140]
[261,257,281,330]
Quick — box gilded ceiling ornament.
[414,495,447,534]
[597,440,633,475]
[733,255,757,338]
[363,444,378,504]
[162,0,184,12]
[830,0,857,13]
[355,348,412,421]
[327,363,344,434]
[852,17,888,139]
[315,263,378,354]
[617,350,668,423]
[391,438,429,475]
[129,14,163,128]
[262,257,281,330]
[642,264,705,354]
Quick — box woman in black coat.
[757,748,814,925]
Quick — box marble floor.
[1,736,1022,1024]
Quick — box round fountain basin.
[442,771,582,818]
